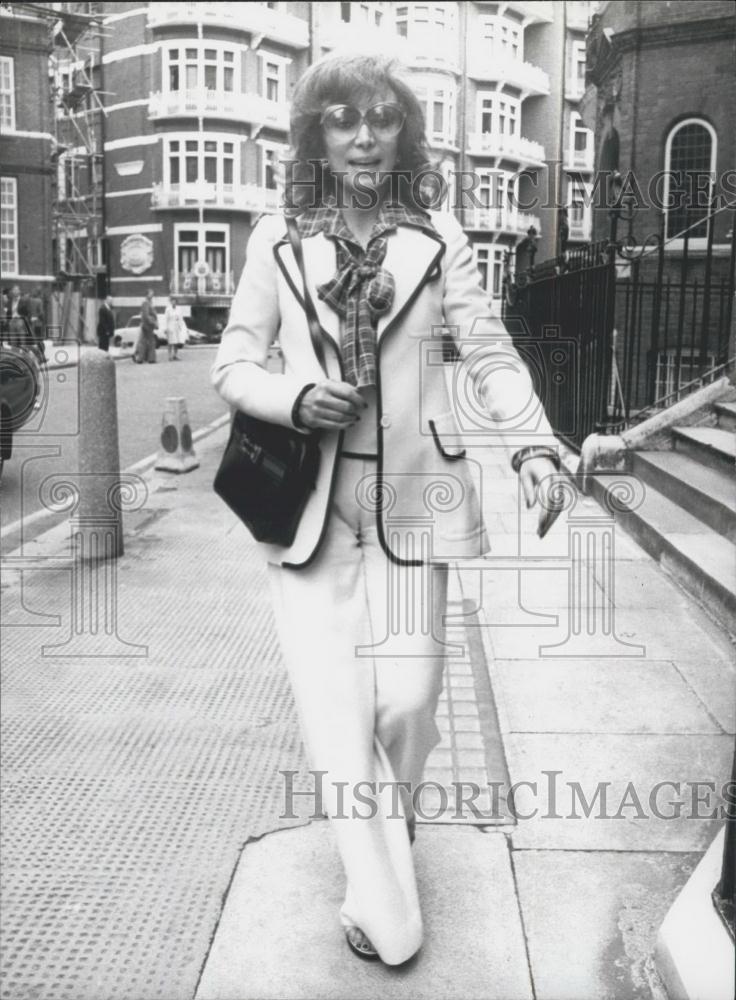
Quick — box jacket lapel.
[377,226,444,340]
[274,222,445,345]
[274,233,340,346]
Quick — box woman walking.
[212,53,561,966]
[164,295,185,361]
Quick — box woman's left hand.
[518,457,566,536]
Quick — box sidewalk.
[1,429,733,1000]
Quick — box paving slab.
[513,849,700,1000]
[503,733,732,851]
[195,823,533,1000]
[0,432,314,1000]
[670,656,736,735]
[480,594,734,662]
[491,659,720,734]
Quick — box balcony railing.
[565,146,594,172]
[467,132,545,165]
[464,208,541,235]
[151,182,280,213]
[170,269,235,297]
[149,89,289,131]
[148,2,309,49]
[468,49,550,95]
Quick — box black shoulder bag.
[213,217,326,547]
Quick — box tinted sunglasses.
[320,103,406,140]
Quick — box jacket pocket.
[428,411,467,461]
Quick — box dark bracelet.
[511,446,561,474]
[291,383,316,430]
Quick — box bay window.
[473,243,507,299]
[395,4,456,49]
[259,52,290,103]
[414,78,455,146]
[166,137,236,193]
[478,93,520,138]
[479,16,523,61]
[165,45,239,95]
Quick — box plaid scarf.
[296,201,434,388]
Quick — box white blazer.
[211,210,558,568]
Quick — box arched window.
[663,118,717,241]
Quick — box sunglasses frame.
[319,102,406,139]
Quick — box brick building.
[584,0,734,262]
[581,0,735,407]
[2,1,599,335]
[314,1,598,293]
[0,7,55,299]
[93,1,310,332]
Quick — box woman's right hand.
[297,380,368,431]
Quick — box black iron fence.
[503,202,736,449]
[503,240,615,450]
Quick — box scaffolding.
[48,3,109,340]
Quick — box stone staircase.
[597,390,736,634]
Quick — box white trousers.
[268,457,448,965]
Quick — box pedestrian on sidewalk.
[28,285,47,362]
[97,295,115,353]
[134,289,158,364]
[164,295,185,361]
[6,285,31,350]
[212,52,562,968]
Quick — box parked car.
[0,343,43,474]
[112,314,207,352]
[112,313,169,351]
[183,318,208,344]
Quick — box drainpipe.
[555,2,568,258]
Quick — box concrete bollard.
[155,396,199,473]
[78,346,123,558]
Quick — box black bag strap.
[285,215,327,373]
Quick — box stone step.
[590,474,736,635]
[672,426,736,475]
[714,400,736,432]
[631,450,736,543]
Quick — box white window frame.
[567,175,592,240]
[256,138,287,192]
[654,348,716,400]
[479,16,523,61]
[395,4,456,46]
[571,40,586,95]
[164,134,239,193]
[662,117,717,244]
[569,111,592,169]
[473,243,507,299]
[174,222,230,286]
[476,92,521,138]
[414,76,456,146]
[1,176,18,277]
[0,56,15,132]
[163,42,242,96]
[258,51,290,104]
[341,2,385,25]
